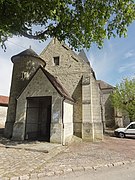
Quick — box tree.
[112,78,135,121]
[0,0,135,50]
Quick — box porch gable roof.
[41,67,74,102]
[18,66,74,102]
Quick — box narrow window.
[53,56,59,66]
[21,71,29,80]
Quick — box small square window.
[21,71,29,80]
[53,56,59,66]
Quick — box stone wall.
[40,38,90,96]
[12,68,64,143]
[101,89,115,128]
[72,79,82,138]
[90,75,103,141]
[40,39,103,141]
[0,106,7,128]
[82,73,103,141]
[63,101,73,144]
[82,74,92,140]
[6,38,104,143]
[5,56,44,138]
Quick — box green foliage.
[0,0,135,49]
[112,78,135,121]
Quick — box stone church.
[4,38,104,144]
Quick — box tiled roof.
[18,66,74,102]
[14,48,39,57]
[0,96,9,106]
[11,49,46,65]
[97,80,114,90]
[42,68,74,102]
[78,49,90,65]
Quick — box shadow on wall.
[105,97,115,128]
[72,79,82,138]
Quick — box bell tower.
[4,49,46,138]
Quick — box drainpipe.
[61,97,65,146]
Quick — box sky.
[0,22,135,96]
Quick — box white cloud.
[0,57,12,96]
[87,40,119,82]
[5,36,50,54]
[124,50,135,59]
[118,62,135,73]
[0,36,50,96]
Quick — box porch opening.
[25,96,52,141]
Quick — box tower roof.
[97,80,114,90]
[42,68,74,102]
[11,49,46,65]
[78,49,90,65]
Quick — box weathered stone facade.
[0,96,9,128]
[11,67,73,144]
[40,39,103,141]
[5,51,46,138]
[0,106,8,127]
[97,80,115,130]
[5,38,103,143]
[98,80,132,129]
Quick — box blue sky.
[89,21,135,86]
[0,22,135,96]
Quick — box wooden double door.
[25,96,51,141]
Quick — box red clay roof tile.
[0,96,9,105]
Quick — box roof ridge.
[41,68,74,102]
[97,80,114,89]
[78,49,90,65]
[17,66,74,102]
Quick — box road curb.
[1,160,135,179]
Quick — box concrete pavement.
[0,134,135,179]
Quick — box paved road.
[38,136,135,174]
[43,163,135,180]
[0,135,135,179]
